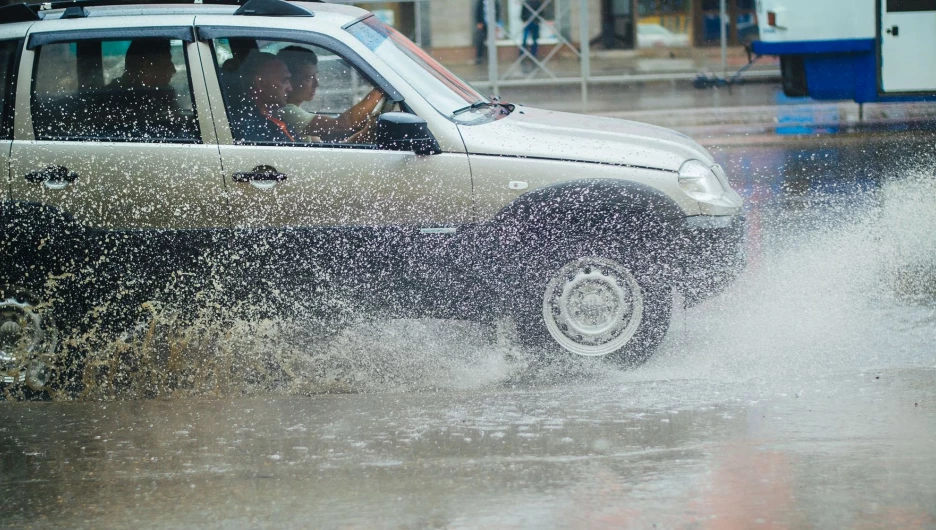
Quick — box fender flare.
[457,178,686,267]
[495,177,683,235]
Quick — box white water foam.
[638,168,936,383]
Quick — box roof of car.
[1,0,370,25]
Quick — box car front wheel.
[514,246,672,366]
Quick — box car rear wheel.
[0,286,60,393]
[514,245,672,366]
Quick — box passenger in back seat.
[105,39,191,139]
[111,39,177,91]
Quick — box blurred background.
[326,0,936,138]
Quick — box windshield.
[346,16,491,122]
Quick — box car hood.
[457,106,714,172]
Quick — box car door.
[9,20,228,293]
[196,25,473,309]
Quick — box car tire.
[512,240,672,367]
[0,284,63,398]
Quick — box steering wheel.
[369,94,389,119]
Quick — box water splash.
[32,155,936,401]
[639,167,936,383]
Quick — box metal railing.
[477,0,778,108]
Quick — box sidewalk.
[483,81,936,144]
[436,46,936,143]
[607,99,936,145]
[444,45,778,86]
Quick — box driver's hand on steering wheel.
[341,112,378,144]
[357,113,378,142]
[365,89,386,115]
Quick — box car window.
[211,37,383,146]
[31,37,199,142]
[347,16,491,123]
[0,40,19,140]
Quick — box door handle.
[886,26,899,36]
[24,165,79,190]
[231,165,288,183]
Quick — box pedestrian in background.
[520,0,543,63]
[474,0,502,65]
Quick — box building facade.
[343,0,758,57]
[341,0,602,61]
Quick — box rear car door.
[195,24,473,310]
[9,20,228,294]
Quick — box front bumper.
[674,214,746,306]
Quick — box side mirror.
[376,112,442,155]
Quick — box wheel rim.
[0,294,58,386]
[542,257,644,357]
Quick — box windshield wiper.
[452,100,493,116]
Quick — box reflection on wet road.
[3,370,935,528]
[3,132,936,528]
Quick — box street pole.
[719,0,727,78]
[414,0,423,47]
[580,0,590,112]
[486,0,499,95]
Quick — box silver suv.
[0,0,744,393]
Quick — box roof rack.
[0,0,321,23]
[234,0,315,16]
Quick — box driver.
[229,52,298,144]
[276,45,385,143]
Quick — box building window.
[697,0,758,46]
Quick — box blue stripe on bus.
[799,52,935,102]
[751,39,875,55]
[803,52,878,102]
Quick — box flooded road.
[3,369,934,528]
[3,131,936,528]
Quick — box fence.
[478,0,779,108]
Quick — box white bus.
[752,0,936,102]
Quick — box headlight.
[678,159,724,202]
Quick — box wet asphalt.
[2,369,934,529]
